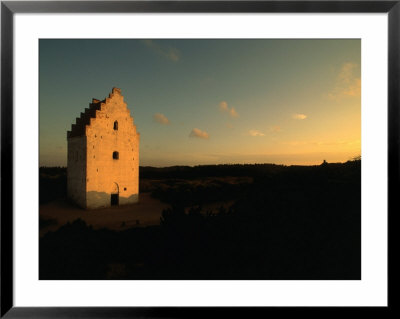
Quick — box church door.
[111,194,119,206]
[111,182,119,206]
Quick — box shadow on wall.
[86,191,139,209]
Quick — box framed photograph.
[1,0,396,317]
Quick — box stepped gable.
[67,87,122,139]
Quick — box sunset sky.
[40,39,360,167]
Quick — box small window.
[113,151,119,160]
[124,187,127,191]
[114,121,118,130]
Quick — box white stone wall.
[85,89,140,209]
[67,136,87,208]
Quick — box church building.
[67,87,140,209]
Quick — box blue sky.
[40,39,361,167]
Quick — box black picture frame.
[1,1,396,317]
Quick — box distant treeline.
[139,163,286,179]
[40,160,358,179]
[39,166,67,174]
[39,161,360,205]
[39,167,67,204]
[141,161,359,179]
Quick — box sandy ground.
[39,192,168,237]
[40,191,235,237]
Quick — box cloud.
[219,101,228,111]
[189,128,209,139]
[270,125,282,133]
[341,78,361,97]
[142,40,180,62]
[328,62,361,100]
[248,130,265,137]
[229,108,239,118]
[153,113,170,125]
[292,113,307,120]
[219,101,239,118]
[338,62,357,84]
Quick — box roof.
[67,87,121,139]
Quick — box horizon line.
[39,158,360,169]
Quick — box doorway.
[111,182,119,206]
[111,193,119,206]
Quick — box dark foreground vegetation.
[40,160,361,280]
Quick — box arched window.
[113,121,118,130]
[113,151,119,160]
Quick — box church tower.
[67,87,140,209]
